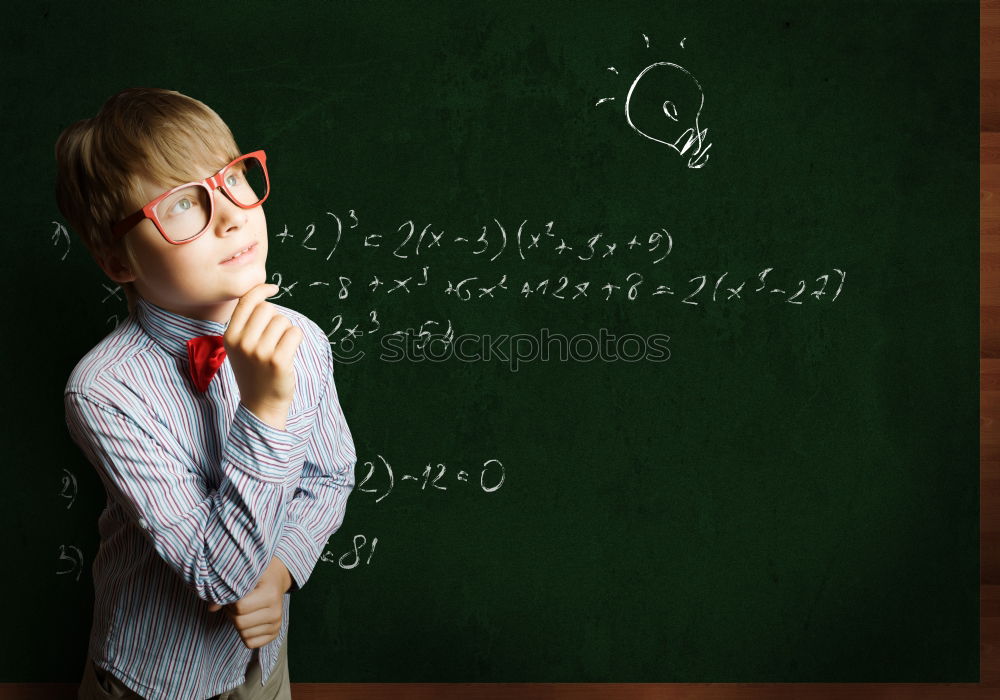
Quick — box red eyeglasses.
[111,150,270,244]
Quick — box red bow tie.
[186,335,227,392]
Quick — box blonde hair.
[54,87,242,314]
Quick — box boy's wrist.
[272,556,293,593]
[241,401,289,431]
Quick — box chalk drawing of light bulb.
[624,62,712,169]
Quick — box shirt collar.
[135,296,230,360]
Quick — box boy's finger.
[226,283,279,338]
[272,326,304,367]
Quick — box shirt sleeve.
[272,332,357,592]
[64,389,309,606]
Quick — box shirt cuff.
[273,521,320,592]
[223,403,309,484]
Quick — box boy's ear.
[98,247,137,285]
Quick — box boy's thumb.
[207,602,222,612]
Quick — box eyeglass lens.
[154,156,268,242]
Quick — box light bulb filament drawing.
[597,47,713,170]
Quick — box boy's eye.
[226,171,245,188]
[165,195,199,216]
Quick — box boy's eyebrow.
[134,152,241,199]
[186,158,239,183]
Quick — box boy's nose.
[212,187,248,231]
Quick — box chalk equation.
[293,261,843,354]
[316,458,505,569]
[320,534,378,570]
[275,214,672,265]
[357,456,505,504]
[319,455,506,569]
[51,221,71,261]
[56,468,84,581]
[56,543,84,582]
[59,468,78,509]
[265,213,846,310]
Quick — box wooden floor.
[1,4,993,700]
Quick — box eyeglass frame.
[110,150,271,244]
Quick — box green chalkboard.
[2,0,979,684]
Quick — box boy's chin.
[231,276,268,298]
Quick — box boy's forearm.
[66,392,307,608]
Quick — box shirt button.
[138,518,148,530]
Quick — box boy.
[56,87,357,699]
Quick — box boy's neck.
[138,295,239,325]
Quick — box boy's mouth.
[220,241,257,264]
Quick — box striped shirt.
[64,295,356,700]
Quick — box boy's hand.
[207,557,293,650]
[225,283,304,430]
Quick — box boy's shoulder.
[64,313,149,399]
